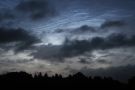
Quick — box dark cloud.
[31,45,64,62]
[101,20,125,29]
[62,34,135,56]
[78,58,91,64]
[16,0,55,20]
[61,39,91,57]
[32,33,135,62]
[54,25,96,34]
[71,25,96,34]
[97,59,111,64]
[0,27,40,51]
[55,29,65,33]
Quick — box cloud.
[60,34,135,57]
[55,25,96,34]
[97,59,111,64]
[71,25,96,34]
[78,58,91,64]
[31,45,65,62]
[31,33,135,62]
[0,27,40,51]
[101,20,125,29]
[16,0,55,20]
[60,39,91,57]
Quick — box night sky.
[0,0,135,82]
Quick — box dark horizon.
[0,71,135,88]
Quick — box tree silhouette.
[0,71,134,88]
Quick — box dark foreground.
[0,72,135,89]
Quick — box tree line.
[0,71,135,88]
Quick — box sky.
[0,0,135,82]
